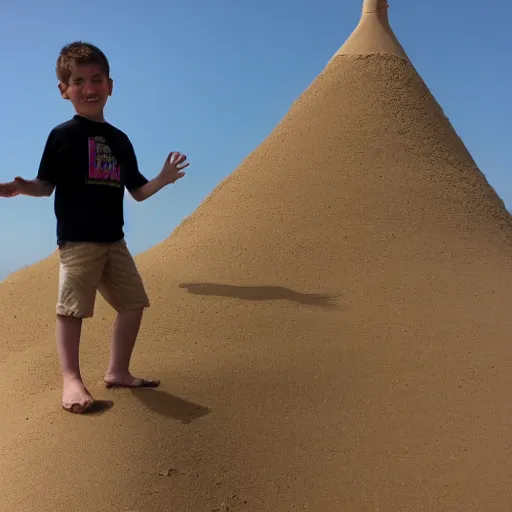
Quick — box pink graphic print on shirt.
[87,136,121,187]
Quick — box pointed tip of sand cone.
[362,0,389,13]
[330,0,409,63]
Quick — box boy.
[0,41,189,414]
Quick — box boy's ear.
[108,78,113,96]
[58,82,70,100]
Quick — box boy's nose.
[83,81,98,94]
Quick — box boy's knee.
[56,304,93,319]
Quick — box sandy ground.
[1,6,512,512]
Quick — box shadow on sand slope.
[179,282,341,309]
[130,388,211,424]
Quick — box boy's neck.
[75,111,107,123]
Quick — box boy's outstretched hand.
[0,177,54,198]
[160,152,189,185]
[0,177,32,197]
[0,180,19,197]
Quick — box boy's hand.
[159,152,189,185]
[0,177,30,197]
[0,180,19,197]
[0,177,54,198]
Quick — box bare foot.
[104,372,160,389]
[62,377,95,413]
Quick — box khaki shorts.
[57,239,150,318]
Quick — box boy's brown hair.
[56,41,110,85]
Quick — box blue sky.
[0,0,510,280]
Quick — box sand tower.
[1,1,511,510]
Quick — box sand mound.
[1,2,511,511]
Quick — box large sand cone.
[1,1,512,510]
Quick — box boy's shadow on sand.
[179,282,341,309]
[87,392,210,423]
[130,388,211,424]
[88,400,115,415]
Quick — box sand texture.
[1,7,512,512]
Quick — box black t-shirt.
[37,115,148,243]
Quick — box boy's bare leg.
[104,308,160,388]
[56,314,94,413]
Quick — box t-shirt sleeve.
[36,129,62,185]
[122,136,148,191]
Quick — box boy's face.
[59,63,113,121]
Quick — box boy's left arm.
[127,150,189,203]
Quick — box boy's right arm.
[0,127,62,198]
[0,177,54,198]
